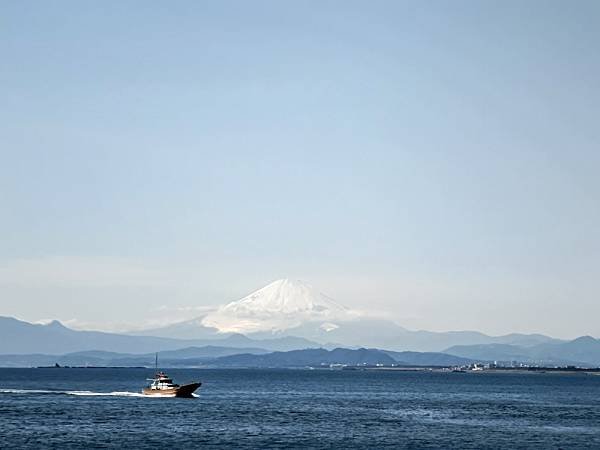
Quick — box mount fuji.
[133,278,560,352]
[201,279,359,334]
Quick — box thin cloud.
[0,256,169,288]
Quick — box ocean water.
[1,368,599,449]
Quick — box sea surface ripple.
[1,368,599,449]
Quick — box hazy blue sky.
[1,1,599,337]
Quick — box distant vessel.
[142,354,201,397]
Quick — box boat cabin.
[147,372,180,390]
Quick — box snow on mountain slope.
[201,279,360,334]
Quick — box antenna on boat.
[155,352,158,372]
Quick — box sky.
[1,1,599,338]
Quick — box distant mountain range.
[0,316,319,355]
[126,279,563,353]
[0,346,476,368]
[143,314,560,353]
[1,315,600,367]
[213,348,476,368]
[2,278,599,367]
[0,346,270,368]
[445,336,600,367]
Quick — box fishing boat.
[142,354,201,398]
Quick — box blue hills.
[0,316,320,355]
[0,346,475,369]
[445,336,600,367]
[1,316,599,368]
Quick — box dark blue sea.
[1,368,600,449]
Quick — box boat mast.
[155,352,158,372]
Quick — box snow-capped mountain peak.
[201,279,356,334]
[224,278,347,315]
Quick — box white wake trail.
[0,388,147,397]
[0,388,55,394]
[65,390,147,397]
